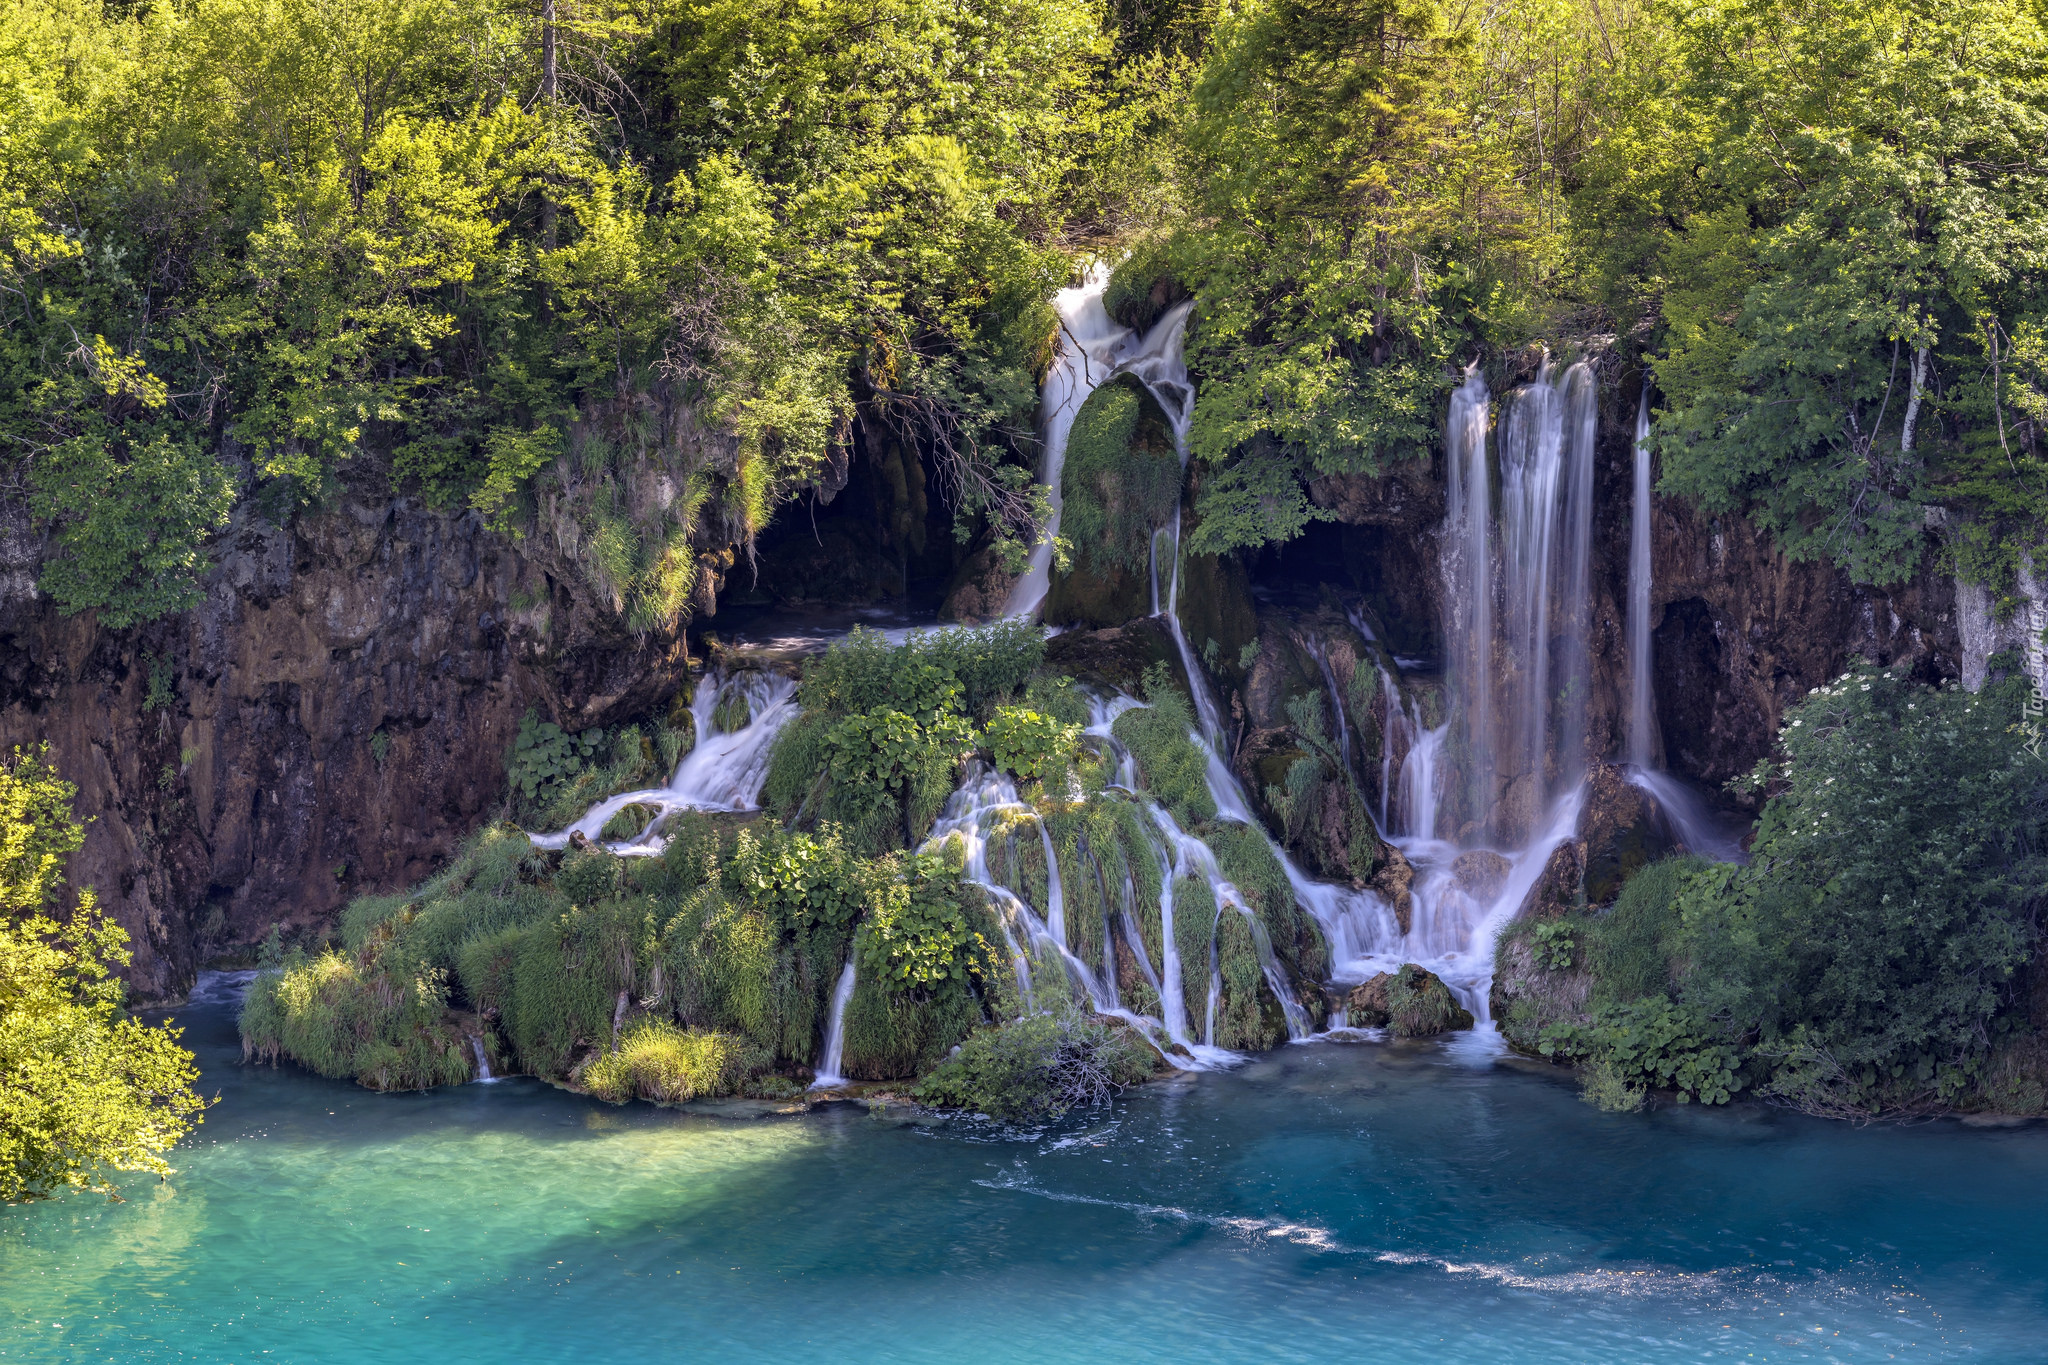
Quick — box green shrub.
[1676,666,2048,1113]
[1024,673,1092,729]
[1531,919,1576,972]
[985,706,1079,783]
[916,1010,1155,1121]
[509,712,607,814]
[798,623,1042,721]
[583,1021,734,1103]
[1540,998,1746,1107]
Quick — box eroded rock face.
[0,487,690,1002]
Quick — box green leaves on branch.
[0,745,206,1201]
[984,707,1080,784]
[1541,999,1746,1110]
[1595,0,2048,585]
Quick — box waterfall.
[1005,269,1132,618]
[1627,388,1656,767]
[528,669,799,855]
[1494,360,1598,830]
[919,761,1238,1069]
[1337,359,1602,1019]
[468,1035,495,1083]
[809,961,858,1090]
[1010,281,1195,621]
[1615,387,1749,861]
[1441,368,1495,837]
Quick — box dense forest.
[6,0,2046,625]
[5,0,2048,1199]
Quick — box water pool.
[6,976,2046,1363]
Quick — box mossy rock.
[1042,617,1178,696]
[1048,375,1181,629]
[1344,964,1473,1036]
[600,803,658,841]
[1045,557,1150,630]
[1172,539,1258,700]
[1104,239,1188,333]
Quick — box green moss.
[1212,908,1281,1051]
[1171,875,1218,1031]
[1204,821,1327,987]
[1112,668,1215,826]
[1061,376,1181,577]
[1387,963,1473,1036]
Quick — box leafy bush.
[984,706,1079,783]
[858,852,999,993]
[0,746,206,1200]
[1541,998,1746,1109]
[1539,667,2048,1116]
[1678,666,2048,1113]
[1530,919,1576,971]
[509,713,605,803]
[824,709,978,845]
[797,623,1041,721]
[770,625,1041,852]
[916,1010,1155,1121]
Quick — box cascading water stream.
[1627,387,1656,769]
[1005,277,1197,619]
[1619,387,1748,863]
[809,961,858,1090]
[528,670,799,855]
[919,762,1238,1070]
[1004,286,1635,1039]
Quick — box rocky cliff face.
[0,482,691,1003]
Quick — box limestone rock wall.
[0,487,689,1002]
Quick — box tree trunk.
[1900,345,1929,455]
[541,0,559,250]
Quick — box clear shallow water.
[8,981,2048,1363]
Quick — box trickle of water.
[469,1035,495,1082]
[1627,387,1657,769]
[528,670,798,856]
[809,961,858,1090]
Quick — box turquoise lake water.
[6,975,2048,1363]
